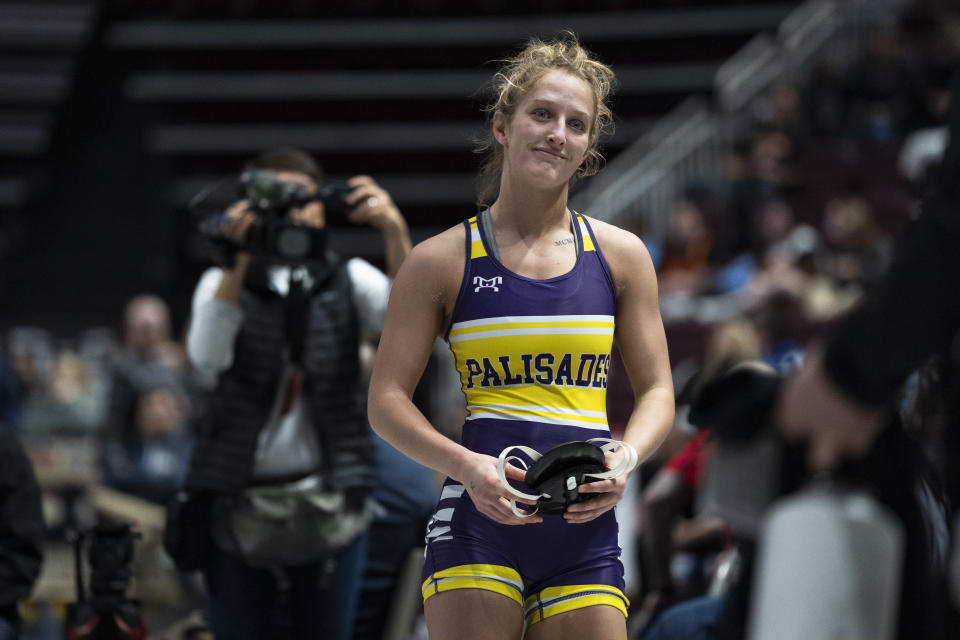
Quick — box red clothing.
[664,429,712,489]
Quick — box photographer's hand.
[220,200,257,246]
[345,175,412,278]
[213,200,255,303]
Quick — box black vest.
[186,257,376,495]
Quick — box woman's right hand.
[459,452,543,525]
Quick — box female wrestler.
[367,33,674,640]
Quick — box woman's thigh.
[424,588,525,640]
[525,603,627,640]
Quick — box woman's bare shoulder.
[408,222,465,270]
[581,215,659,299]
[584,215,651,266]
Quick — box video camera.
[193,169,355,265]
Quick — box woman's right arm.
[367,228,540,525]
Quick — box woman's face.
[494,68,594,192]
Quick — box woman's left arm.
[565,219,675,524]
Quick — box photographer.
[181,147,411,640]
[776,66,960,637]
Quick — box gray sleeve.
[346,257,391,337]
[186,268,244,376]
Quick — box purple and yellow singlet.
[421,210,630,626]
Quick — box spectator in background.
[719,127,795,265]
[0,428,44,639]
[101,382,193,505]
[695,320,765,391]
[633,427,723,636]
[751,79,811,159]
[20,349,105,434]
[633,319,761,633]
[6,329,54,429]
[820,194,893,291]
[898,59,954,190]
[657,198,714,295]
[742,197,859,325]
[803,58,848,138]
[748,127,799,192]
[843,21,926,144]
[747,291,808,373]
[752,198,801,258]
[103,294,191,444]
[122,294,186,371]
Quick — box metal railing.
[571,97,722,241]
[572,0,912,244]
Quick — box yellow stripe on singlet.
[422,564,524,605]
[465,386,608,427]
[450,315,616,342]
[468,216,487,258]
[449,315,615,342]
[574,212,596,252]
[524,584,629,625]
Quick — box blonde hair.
[475,32,617,209]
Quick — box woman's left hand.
[563,449,631,524]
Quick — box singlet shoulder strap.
[465,215,488,260]
[571,211,597,253]
[478,209,500,261]
[477,209,585,261]
[463,216,487,260]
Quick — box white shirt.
[187,258,390,480]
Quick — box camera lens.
[275,226,311,259]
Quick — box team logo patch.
[473,276,503,292]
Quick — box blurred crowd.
[647,14,957,381]
[2,294,195,500]
[2,294,196,501]
[0,284,447,637]
[625,10,960,639]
